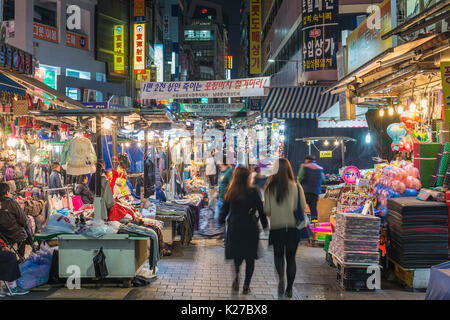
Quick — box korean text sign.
[33,22,58,43]
[141,77,270,100]
[440,61,450,122]
[342,166,361,184]
[180,103,246,116]
[250,0,261,74]
[302,0,339,73]
[134,23,145,75]
[114,25,125,74]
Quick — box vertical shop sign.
[154,44,164,82]
[440,61,450,122]
[163,15,170,39]
[302,0,339,73]
[134,23,145,75]
[114,25,125,74]
[134,0,145,22]
[249,0,261,74]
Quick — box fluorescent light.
[268,59,275,63]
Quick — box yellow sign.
[249,0,261,74]
[134,23,145,75]
[320,151,332,158]
[441,61,450,122]
[113,25,125,74]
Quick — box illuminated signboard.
[225,56,233,69]
[249,0,261,74]
[154,44,163,82]
[113,25,125,74]
[33,22,58,43]
[66,31,88,50]
[133,23,145,75]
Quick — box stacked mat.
[328,212,381,264]
[387,197,449,269]
[438,120,450,144]
[437,143,450,186]
[429,144,444,188]
[412,143,441,188]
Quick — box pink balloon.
[397,182,406,194]
[413,168,419,179]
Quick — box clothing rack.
[42,186,74,226]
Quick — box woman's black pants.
[270,228,299,291]
[234,258,255,286]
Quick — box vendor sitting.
[75,175,94,205]
[0,183,34,260]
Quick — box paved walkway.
[1,237,426,300]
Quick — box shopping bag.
[72,195,83,211]
[93,247,108,280]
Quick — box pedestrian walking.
[264,158,307,298]
[219,166,268,294]
[297,155,326,221]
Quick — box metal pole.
[144,127,149,198]
[95,116,102,197]
[341,140,345,167]
[112,118,118,170]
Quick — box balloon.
[397,182,406,194]
[387,123,408,143]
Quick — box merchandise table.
[57,234,149,279]
[425,261,450,300]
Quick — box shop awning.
[318,102,368,128]
[261,86,338,119]
[0,73,26,96]
[0,69,85,109]
[324,34,441,95]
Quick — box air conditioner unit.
[0,23,9,44]
[82,89,97,102]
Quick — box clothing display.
[61,134,97,175]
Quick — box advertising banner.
[302,0,339,73]
[180,103,246,116]
[133,23,145,74]
[33,22,58,43]
[141,77,270,99]
[440,61,450,122]
[249,0,261,74]
[346,0,392,73]
[66,31,88,50]
[134,0,145,21]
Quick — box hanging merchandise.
[62,133,97,175]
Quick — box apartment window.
[3,0,15,21]
[66,87,80,100]
[262,0,284,42]
[34,5,57,27]
[96,91,103,102]
[96,73,106,82]
[66,69,91,80]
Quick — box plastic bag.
[93,247,108,279]
[72,195,83,211]
[77,219,117,238]
[41,213,76,235]
[17,243,54,290]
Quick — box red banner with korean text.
[66,31,88,50]
[249,0,261,74]
[33,22,58,43]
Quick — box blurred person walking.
[219,167,268,294]
[265,158,307,298]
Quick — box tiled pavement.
[1,237,426,300]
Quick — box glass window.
[96,73,106,82]
[34,5,57,27]
[3,0,15,21]
[96,91,103,102]
[66,68,91,80]
[66,87,80,100]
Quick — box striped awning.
[261,86,338,119]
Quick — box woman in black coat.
[219,166,268,294]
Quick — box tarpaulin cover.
[425,261,450,300]
[101,136,144,173]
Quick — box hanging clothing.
[62,134,97,175]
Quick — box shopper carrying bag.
[264,158,307,298]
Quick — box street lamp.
[268,59,300,85]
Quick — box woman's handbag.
[293,185,312,242]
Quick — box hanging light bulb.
[421,98,427,109]
[365,132,371,144]
[324,140,329,146]
[379,108,385,117]
[137,142,142,147]
[125,142,130,147]
[397,105,404,114]
[409,102,416,112]
[33,155,40,163]
[388,107,394,116]
[334,140,339,146]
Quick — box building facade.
[2,0,129,104]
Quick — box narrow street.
[3,238,426,300]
